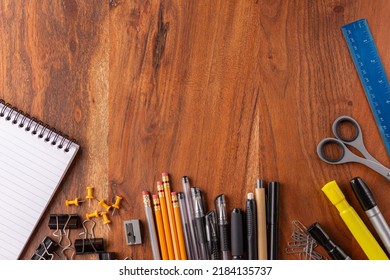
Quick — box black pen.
[205,210,220,260]
[215,194,229,260]
[307,222,351,260]
[267,182,279,260]
[231,208,244,259]
[192,187,209,259]
[246,192,257,260]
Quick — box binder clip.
[49,214,79,260]
[74,219,105,255]
[124,220,142,245]
[75,238,105,255]
[31,236,59,260]
[99,252,117,260]
[48,214,80,230]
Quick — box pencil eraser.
[142,191,149,196]
[156,181,163,186]
[321,180,345,205]
[152,194,158,199]
[162,172,168,176]
[171,192,176,196]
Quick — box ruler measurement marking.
[342,19,390,157]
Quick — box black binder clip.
[48,214,80,229]
[75,238,105,255]
[31,236,59,260]
[49,214,79,260]
[74,219,105,255]
[99,252,117,260]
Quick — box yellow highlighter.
[322,180,388,260]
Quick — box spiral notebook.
[0,100,79,260]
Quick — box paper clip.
[31,236,59,260]
[285,220,326,260]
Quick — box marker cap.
[322,181,352,213]
[350,177,376,211]
[321,180,345,205]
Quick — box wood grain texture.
[0,0,109,260]
[0,0,389,260]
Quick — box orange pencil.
[152,195,169,260]
[162,172,180,260]
[157,181,175,260]
[171,192,187,260]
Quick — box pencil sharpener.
[124,220,142,245]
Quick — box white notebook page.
[0,102,79,259]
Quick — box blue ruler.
[342,18,390,157]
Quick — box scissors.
[317,115,390,181]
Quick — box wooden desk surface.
[1,0,389,260]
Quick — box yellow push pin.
[100,211,111,225]
[111,196,123,216]
[98,199,111,211]
[85,186,95,206]
[65,198,83,207]
[85,210,99,220]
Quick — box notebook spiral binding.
[0,99,76,153]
